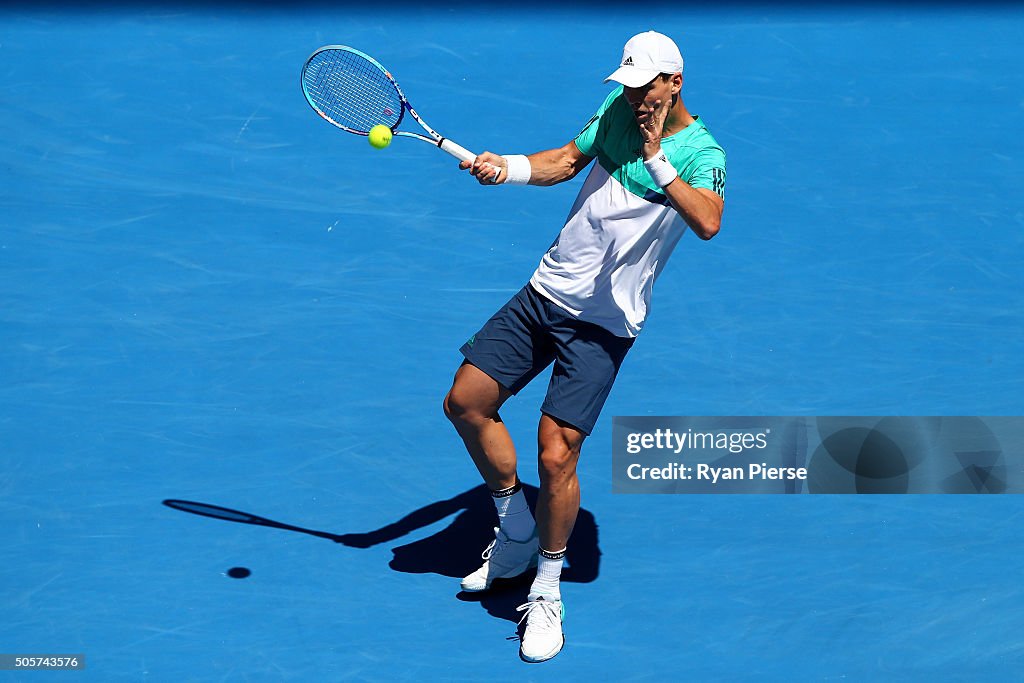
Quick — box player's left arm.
[641,98,724,240]
[662,182,723,241]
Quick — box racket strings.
[303,49,403,134]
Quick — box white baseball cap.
[604,31,684,88]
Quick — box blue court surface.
[2,2,1023,680]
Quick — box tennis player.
[443,30,726,663]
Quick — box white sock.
[491,485,535,542]
[529,547,565,601]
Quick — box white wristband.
[502,154,532,185]
[644,152,677,188]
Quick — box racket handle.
[439,138,476,163]
[440,137,502,179]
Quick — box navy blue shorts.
[459,284,635,436]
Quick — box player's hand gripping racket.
[301,45,493,173]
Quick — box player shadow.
[327,483,600,624]
[163,484,599,625]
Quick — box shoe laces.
[481,527,509,560]
[516,597,561,634]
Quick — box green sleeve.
[684,148,727,200]
[574,86,625,157]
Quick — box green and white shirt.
[529,86,727,338]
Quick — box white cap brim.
[604,66,662,88]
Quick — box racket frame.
[301,45,476,163]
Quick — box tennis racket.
[301,45,483,166]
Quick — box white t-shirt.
[529,86,727,338]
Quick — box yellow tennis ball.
[368,125,392,149]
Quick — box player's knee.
[444,362,506,426]
[443,385,485,426]
[442,387,465,423]
[538,436,581,480]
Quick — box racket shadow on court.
[163,484,599,624]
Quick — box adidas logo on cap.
[623,56,634,66]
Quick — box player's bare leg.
[445,361,539,592]
[443,361,517,489]
[516,413,583,663]
[534,414,585,555]
[534,414,584,585]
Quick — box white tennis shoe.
[460,527,539,592]
[516,595,565,663]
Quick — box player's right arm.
[460,141,593,186]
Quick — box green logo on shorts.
[466,334,476,347]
